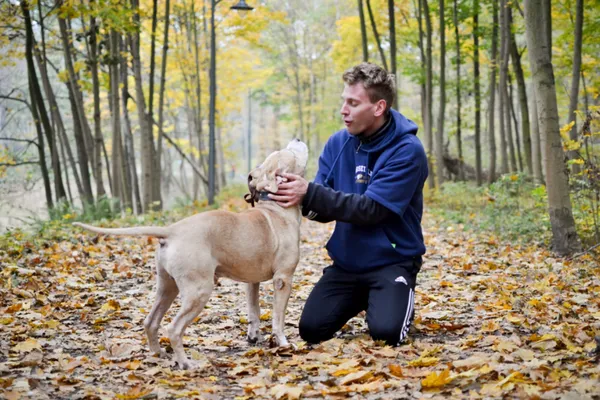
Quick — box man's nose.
[340,104,348,115]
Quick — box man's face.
[340,83,385,136]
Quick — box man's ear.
[374,99,387,117]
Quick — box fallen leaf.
[389,364,403,378]
[116,384,154,399]
[340,370,373,385]
[12,338,42,353]
[408,356,439,367]
[270,384,303,400]
[421,369,452,389]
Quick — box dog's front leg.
[246,282,261,343]
[271,273,292,347]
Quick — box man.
[269,62,428,346]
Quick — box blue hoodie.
[314,109,428,273]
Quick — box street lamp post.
[208,0,253,205]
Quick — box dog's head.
[245,139,308,205]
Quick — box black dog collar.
[258,191,275,202]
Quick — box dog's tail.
[73,222,169,238]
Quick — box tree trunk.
[130,0,158,212]
[473,0,482,185]
[504,81,517,172]
[33,41,86,205]
[57,12,96,199]
[89,3,106,198]
[30,88,53,210]
[487,0,498,183]
[435,0,446,186]
[366,0,388,71]
[509,5,532,175]
[567,0,583,172]
[530,88,544,184]
[148,0,162,208]
[21,0,53,209]
[508,75,523,171]
[453,0,463,180]
[388,0,398,107]
[498,0,510,174]
[416,0,427,165]
[423,0,435,189]
[121,36,141,213]
[23,0,66,204]
[192,3,207,188]
[157,0,171,196]
[109,30,127,210]
[358,0,368,61]
[524,0,581,255]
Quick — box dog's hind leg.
[167,277,213,370]
[246,283,261,343]
[144,259,178,358]
[271,272,293,347]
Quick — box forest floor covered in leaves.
[1,197,599,399]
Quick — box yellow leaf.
[332,368,358,377]
[563,138,581,151]
[126,360,142,370]
[270,384,303,400]
[340,370,373,385]
[506,314,523,325]
[158,379,186,388]
[239,316,248,324]
[116,385,154,399]
[13,338,42,353]
[584,341,597,352]
[560,120,575,136]
[389,364,403,378]
[510,174,519,181]
[408,356,439,367]
[45,320,60,329]
[5,303,23,314]
[0,317,14,325]
[100,299,121,313]
[421,369,452,389]
[259,311,271,321]
[512,348,535,361]
[481,320,499,332]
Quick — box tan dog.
[74,139,308,370]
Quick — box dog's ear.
[244,168,261,206]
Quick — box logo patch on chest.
[355,165,372,184]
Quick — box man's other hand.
[269,173,308,208]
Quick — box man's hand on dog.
[269,172,308,208]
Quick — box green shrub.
[427,174,552,245]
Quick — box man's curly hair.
[342,62,396,112]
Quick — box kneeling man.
[269,62,428,346]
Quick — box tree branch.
[0,161,39,167]
[0,91,32,111]
[0,137,39,147]
[149,117,209,185]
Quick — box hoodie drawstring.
[323,137,352,188]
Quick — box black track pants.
[299,262,419,346]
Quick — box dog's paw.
[267,334,289,348]
[247,334,261,344]
[156,349,169,359]
[177,359,199,370]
